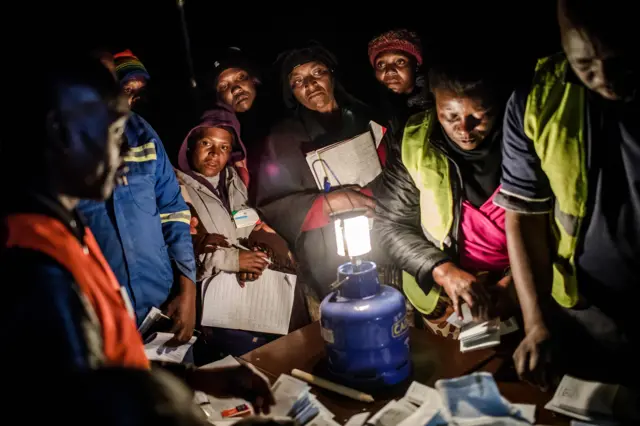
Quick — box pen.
[233,242,272,265]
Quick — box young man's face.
[122,77,148,107]
[434,87,498,151]
[374,50,416,94]
[559,0,636,101]
[190,127,233,177]
[216,68,258,113]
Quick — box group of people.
[2,0,639,422]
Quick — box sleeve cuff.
[494,189,553,214]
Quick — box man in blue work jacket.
[79,50,196,343]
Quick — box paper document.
[511,404,536,424]
[369,121,385,148]
[306,129,381,192]
[545,375,620,421]
[199,355,241,370]
[436,373,513,420]
[201,270,296,335]
[397,400,441,426]
[345,412,370,426]
[138,306,170,337]
[308,414,341,426]
[144,332,196,363]
[367,398,417,426]
[404,381,443,410]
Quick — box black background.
[21,0,561,161]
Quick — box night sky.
[32,0,560,160]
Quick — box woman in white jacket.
[177,111,272,358]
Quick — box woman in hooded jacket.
[255,44,389,303]
[177,106,310,359]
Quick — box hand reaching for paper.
[513,321,553,391]
[432,262,493,321]
[190,363,275,415]
[323,187,376,217]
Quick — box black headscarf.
[442,125,503,208]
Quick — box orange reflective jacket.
[5,213,149,369]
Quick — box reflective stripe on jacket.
[78,113,196,322]
[521,53,586,308]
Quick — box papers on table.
[306,123,383,192]
[138,306,173,338]
[344,412,371,426]
[445,303,520,353]
[201,269,297,335]
[270,374,319,424]
[433,373,537,425]
[143,332,196,363]
[366,398,418,426]
[543,375,640,423]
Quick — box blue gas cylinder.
[319,261,410,388]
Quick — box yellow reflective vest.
[401,53,585,312]
[522,53,587,308]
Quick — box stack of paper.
[270,374,319,424]
[143,332,196,363]
[305,125,382,192]
[436,373,536,425]
[445,303,520,353]
[201,270,297,335]
[545,375,640,423]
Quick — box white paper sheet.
[369,121,385,148]
[344,412,370,426]
[511,403,536,424]
[138,306,167,335]
[367,399,417,426]
[199,355,241,370]
[545,375,619,421]
[306,130,382,192]
[404,381,443,409]
[143,332,196,363]
[201,270,296,335]
[308,414,341,426]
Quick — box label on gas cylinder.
[321,327,335,344]
[392,314,410,338]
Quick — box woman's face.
[434,87,497,151]
[190,127,233,177]
[374,50,415,94]
[289,61,338,113]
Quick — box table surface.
[242,322,569,425]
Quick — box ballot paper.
[138,306,172,338]
[143,332,196,363]
[397,400,442,426]
[201,270,296,335]
[404,381,443,410]
[344,412,371,426]
[307,414,341,426]
[456,316,519,353]
[306,127,382,192]
[511,404,536,424]
[199,355,242,370]
[269,374,319,424]
[544,375,620,421]
[367,398,417,426]
[445,304,474,328]
[436,373,513,420]
[309,394,335,419]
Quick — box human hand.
[432,262,492,321]
[189,363,275,415]
[254,221,276,234]
[237,272,261,288]
[239,249,269,275]
[165,275,196,346]
[189,217,199,235]
[513,321,552,391]
[324,187,376,217]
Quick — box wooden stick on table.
[291,368,375,403]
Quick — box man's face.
[289,61,337,113]
[190,127,233,177]
[122,77,147,107]
[216,68,258,113]
[374,50,415,94]
[559,2,636,101]
[434,87,497,151]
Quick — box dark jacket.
[255,104,381,298]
